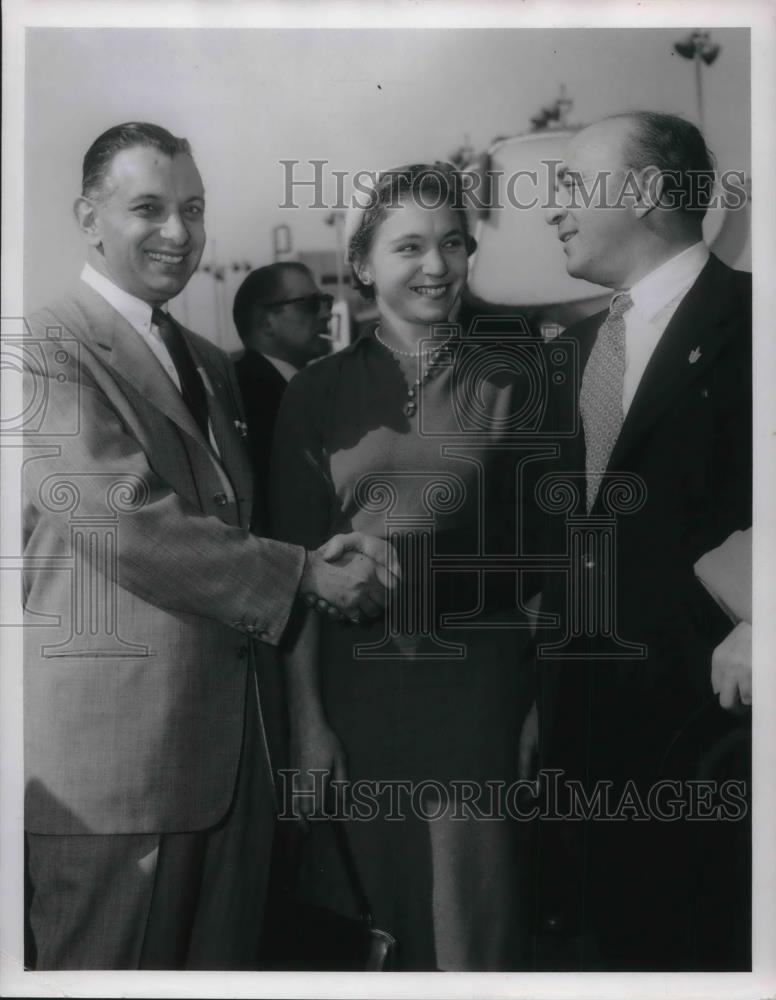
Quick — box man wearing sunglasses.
[234,263,332,521]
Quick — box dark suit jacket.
[534,253,751,968]
[235,351,289,526]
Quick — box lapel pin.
[688,347,702,365]
[234,420,248,438]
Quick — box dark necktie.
[580,291,633,512]
[152,308,210,439]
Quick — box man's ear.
[633,165,664,219]
[73,196,103,247]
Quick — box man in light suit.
[233,262,332,523]
[22,122,395,970]
[530,112,751,970]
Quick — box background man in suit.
[233,263,331,520]
[23,122,395,970]
[530,112,751,970]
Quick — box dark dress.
[269,330,537,970]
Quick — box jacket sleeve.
[23,332,306,646]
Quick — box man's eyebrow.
[560,167,585,184]
[125,193,205,208]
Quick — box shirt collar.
[261,353,299,383]
[623,241,709,320]
[80,262,164,335]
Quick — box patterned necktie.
[580,291,633,512]
[152,308,210,439]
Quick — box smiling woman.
[74,122,206,305]
[346,164,475,332]
[269,163,537,971]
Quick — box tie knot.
[609,292,633,319]
[152,308,180,349]
[152,307,172,330]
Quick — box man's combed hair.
[347,162,476,301]
[232,262,312,343]
[82,122,192,199]
[610,111,716,218]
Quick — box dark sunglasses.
[265,293,334,315]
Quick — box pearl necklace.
[374,324,454,417]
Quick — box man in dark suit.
[23,122,395,970]
[233,264,331,519]
[530,112,751,970]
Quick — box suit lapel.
[605,255,742,476]
[256,352,291,397]
[185,335,255,524]
[72,282,254,528]
[74,282,209,446]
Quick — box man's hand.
[301,532,400,620]
[711,621,752,711]
[319,532,401,591]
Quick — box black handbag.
[259,819,397,971]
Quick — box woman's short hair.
[346,162,477,301]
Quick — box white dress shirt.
[262,353,299,383]
[81,263,182,390]
[617,241,709,415]
[80,263,221,454]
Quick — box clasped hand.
[711,620,752,712]
[300,531,400,622]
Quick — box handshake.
[299,532,401,624]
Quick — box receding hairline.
[568,116,636,161]
[88,144,202,201]
[81,122,197,201]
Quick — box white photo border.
[2,2,774,998]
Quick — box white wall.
[24,27,750,342]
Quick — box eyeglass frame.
[263,293,334,315]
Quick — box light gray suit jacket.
[23,280,305,835]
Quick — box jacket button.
[213,492,228,506]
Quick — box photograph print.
[2,8,769,995]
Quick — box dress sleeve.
[269,364,338,551]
